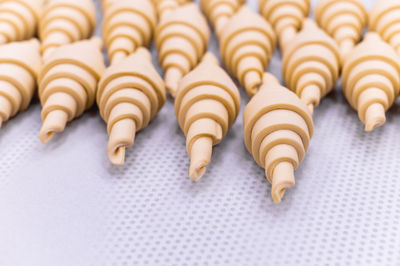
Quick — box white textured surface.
[1,0,399,266]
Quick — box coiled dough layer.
[39,38,105,143]
[259,0,310,51]
[40,0,96,60]
[0,0,44,44]
[243,73,313,203]
[220,6,276,97]
[152,0,191,20]
[155,3,210,97]
[175,53,240,181]
[342,32,400,131]
[315,0,367,61]
[200,0,245,38]
[369,0,400,55]
[97,48,166,165]
[103,0,156,65]
[282,19,340,114]
[0,39,41,127]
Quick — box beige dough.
[282,19,340,114]
[315,0,367,62]
[369,0,400,55]
[200,0,245,38]
[342,32,400,131]
[40,0,96,60]
[152,0,192,20]
[0,0,44,44]
[97,48,166,165]
[0,39,41,127]
[155,3,210,97]
[175,52,240,181]
[259,0,310,51]
[220,6,276,97]
[39,38,105,143]
[102,0,156,65]
[243,73,313,203]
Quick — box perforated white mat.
[1,1,399,265]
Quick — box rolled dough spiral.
[40,0,96,60]
[0,0,44,44]
[342,32,400,131]
[0,39,41,127]
[315,0,367,62]
[220,6,276,97]
[175,53,240,181]
[243,73,314,203]
[155,3,210,97]
[259,0,310,51]
[369,0,400,55]
[97,48,166,165]
[200,0,245,38]
[102,0,156,65]
[39,38,105,143]
[282,19,340,114]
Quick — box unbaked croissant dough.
[40,0,96,60]
[220,6,276,97]
[243,73,313,203]
[39,38,105,143]
[342,32,400,131]
[200,0,245,38]
[369,0,400,55]
[282,19,340,114]
[97,48,166,165]
[0,0,44,44]
[175,52,240,181]
[259,0,310,51]
[0,39,41,127]
[155,3,210,97]
[315,0,367,61]
[102,0,156,65]
[152,0,191,20]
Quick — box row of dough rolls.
[200,0,314,203]
[99,0,166,164]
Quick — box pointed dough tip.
[307,104,314,115]
[244,71,261,96]
[40,129,55,144]
[189,161,207,182]
[365,117,385,132]
[108,145,126,165]
[165,68,183,97]
[364,103,386,132]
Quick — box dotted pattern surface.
[1,1,400,266]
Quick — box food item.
[342,32,400,131]
[175,53,240,181]
[0,39,41,127]
[40,0,96,60]
[200,0,245,37]
[102,0,156,65]
[282,19,340,114]
[315,0,367,61]
[0,0,44,44]
[220,6,276,96]
[97,48,166,165]
[243,73,313,203]
[152,0,191,20]
[155,3,210,97]
[39,38,105,143]
[369,0,400,55]
[259,0,310,51]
